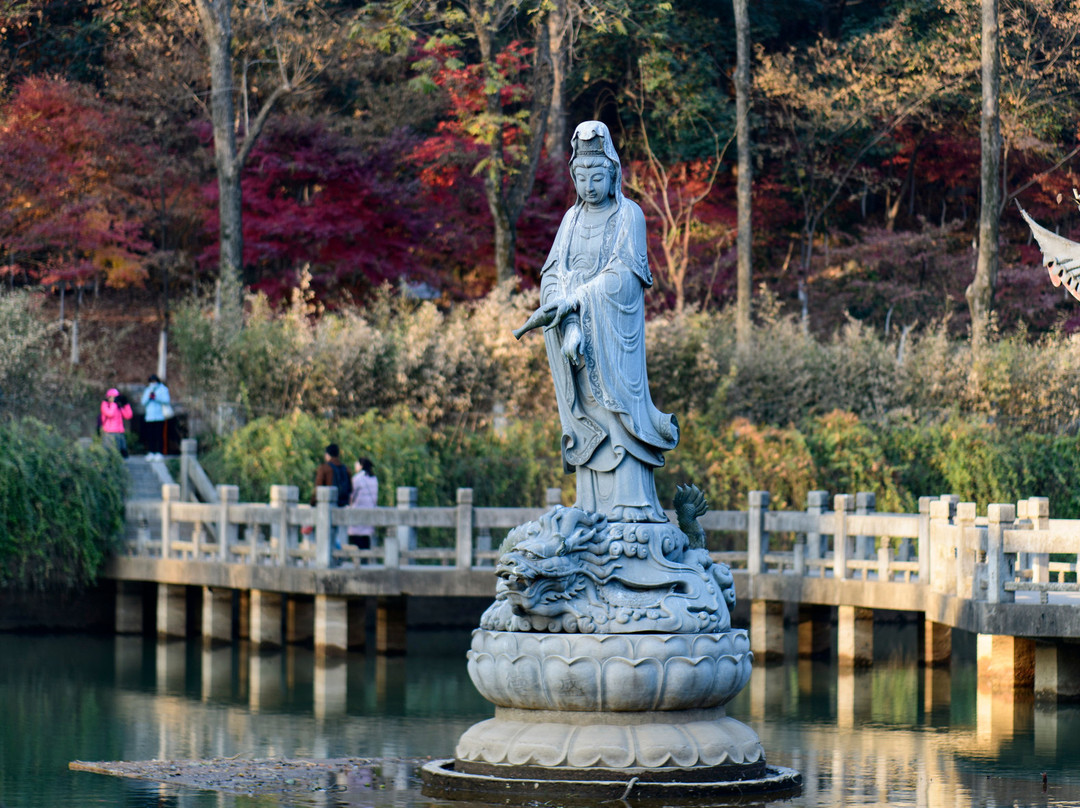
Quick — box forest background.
[6,0,1080,562]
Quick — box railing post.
[456,488,474,569]
[877,538,892,582]
[546,487,563,510]
[747,491,769,575]
[855,491,876,569]
[917,496,933,585]
[271,485,300,566]
[180,438,197,502]
[314,486,334,568]
[987,503,1016,604]
[161,483,179,559]
[395,486,417,568]
[217,485,238,562]
[805,491,828,575]
[928,499,952,593]
[834,494,854,579]
[1028,497,1050,583]
[955,502,977,599]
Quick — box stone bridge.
[108,440,1080,699]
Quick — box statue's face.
[573,162,613,206]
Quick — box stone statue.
[515,120,678,524]
[422,121,799,803]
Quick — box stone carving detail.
[479,487,735,634]
[467,630,753,712]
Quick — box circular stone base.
[420,758,802,804]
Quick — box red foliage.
[198,118,436,304]
[0,77,151,288]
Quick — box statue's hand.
[512,298,577,339]
[562,321,583,365]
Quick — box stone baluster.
[834,494,854,579]
[217,485,238,562]
[855,491,876,574]
[161,483,180,559]
[986,503,1016,604]
[314,486,334,568]
[747,491,770,575]
[393,486,417,569]
[456,488,474,569]
[805,491,828,576]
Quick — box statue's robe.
[540,196,679,522]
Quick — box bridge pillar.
[376,596,408,655]
[286,596,315,644]
[237,590,251,640]
[797,604,831,659]
[348,599,367,650]
[750,599,784,662]
[923,666,951,712]
[314,594,348,656]
[156,583,188,638]
[920,619,952,667]
[1035,641,1080,702]
[115,581,145,634]
[837,605,873,667]
[202,586,234,645]
[977,633,1035,692]
[250,590,283,648]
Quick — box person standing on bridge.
[311,444,352,552]
[100,388,133,458]
[347,457,379,553]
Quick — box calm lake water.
[3,624,1080,808]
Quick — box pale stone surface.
[480,501,734,634]
[156,583,187,638]
[837,605,873,667]
[202,586,233,643]
[314,594,348,655]
[977,633,1036,691]
[249,590,283,648]
[467,630,752,712]
[516,121,676,524]
[751,599,784,662]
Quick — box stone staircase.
[123,456,175,545]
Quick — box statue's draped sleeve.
[540,199,678,473]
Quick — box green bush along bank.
[0,418,127,591]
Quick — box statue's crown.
[574,136,606,156]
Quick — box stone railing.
[124,478,1080,603]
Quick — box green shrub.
[0,418,126,591]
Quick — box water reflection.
[3,628,1080,808]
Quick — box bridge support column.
[349,599,367,650]
[237,590,251,640]
[376,596,407,656]
[315,595,348,656]
[923,666,951,712]
[921,619,952,667]
[156,583,188,638]
[751,599,784,662]
[837,605,873,667]
[1035,642,1080,702]
[286,596,315,644]
[115,581,145,634]
[250,590,283,648]
[978,633,1035,692]
[202,587,234,645]
[797,604,831,659]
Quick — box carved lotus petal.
[684,716,764,766]
[566,724,635,768]
[466,653,501,703]
[495,653,544,705]
[505,720,575,767]
[633,633,689,660]
[541,654,601,710]
[590,634,634,657]
[600,655,664,710]
[657,655,717,710]
[634,722,697,768]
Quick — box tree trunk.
[966,0,1001,349]
[544,0,569,161]
[733,0,752,353]
[195,0,243,296]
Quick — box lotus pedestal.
[421,629,801,803]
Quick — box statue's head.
[569,121,621,202]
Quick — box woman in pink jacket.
[100,388,133,458]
